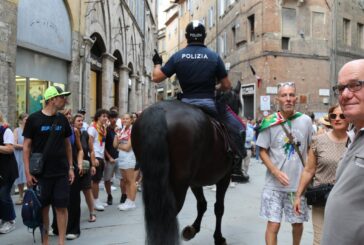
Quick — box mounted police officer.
[152,20,247,182]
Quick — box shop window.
[15,76,57,116]
[358,23,364,49]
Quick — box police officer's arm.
[216,76,232,91]
[152,65,167,83]
[260,147,290,186]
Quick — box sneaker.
[107,194,113,205]
[48,229,57,236]
[94,199,105,211]
[0,221,15,234]
[102,202,108,207]
[118,200,136,211]
[66,234,80,240]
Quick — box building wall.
[167,0,364,119]
[0,0,157,125]
[0,0,17,124]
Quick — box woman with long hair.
[13,112,28,205]
[294,104,349,245]
[114,113,137,211]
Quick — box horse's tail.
[135,105,179,245]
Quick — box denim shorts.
[118,151,136,170]
[260,188,309,223]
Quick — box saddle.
[197,106,235,156]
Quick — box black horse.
[131,83,242,245]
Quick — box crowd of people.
[1,19,364,245]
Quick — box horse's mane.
[216,81,242,115]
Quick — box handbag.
[29,114,60,175]
[305,183,334,206]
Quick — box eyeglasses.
[329,113,345,120]
[277,82,295,90]
[332,80,364,95]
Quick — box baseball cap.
[43,86,71,101]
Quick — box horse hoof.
[182,226,196,241]
[215,237,227,245]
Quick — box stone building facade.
[162,0,364,119]
[0,0,158,125]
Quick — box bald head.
[337,59,364,130]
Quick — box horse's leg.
[213,173,230,245]
[182,187,207,241]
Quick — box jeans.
[181,98,244,132]
[0,180,16,221]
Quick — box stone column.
[129,74,138,113]
[118,65,130,114]
[142,76,148,109]
[136,78,143,112]
[82,36,95,118]
[101,52,116,109]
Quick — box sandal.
[88,213,96,222]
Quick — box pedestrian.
[74,114,96,222]
[114,113,137,211]
[0,112,18,234]
[51,109,84,240]
[104,110,123,205]
[23,86,74,245]
[293,104,348,245]
[88,109,109,211]
[321,59,364,244]
[13,112,28,205]
[256,82,312,245]
[152,20,247,182]
[77,108,89,132]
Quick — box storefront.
[15,0,71,116]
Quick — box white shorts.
[103,160,122,181]
[260,188,309,223]
[118,150,136,170]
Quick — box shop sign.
[260,96,271,111]
[241,85,255,95]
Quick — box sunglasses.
[277,82,295,90]
[329,113,345,120]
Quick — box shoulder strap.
[280,123,305,167]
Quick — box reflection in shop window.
[16,76,59,116]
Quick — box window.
[358,23,364,49]
[282,37,290,50]
[248,14,255,41]
[343,18,351,46]
[282,8,296,37]
[312,12,325,39]
[208,6,215,28]
[219,0,225,17]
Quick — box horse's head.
[216,81,242,114]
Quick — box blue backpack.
[21,187,43,242]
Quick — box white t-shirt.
[87,126,105,159]
[256,114,312,192]
[3,128,14,144]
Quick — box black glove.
[152,50,163,65]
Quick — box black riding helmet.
[185,20,206,43]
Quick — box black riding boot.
[231,155,249,183]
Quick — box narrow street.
[2,159,313,245]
